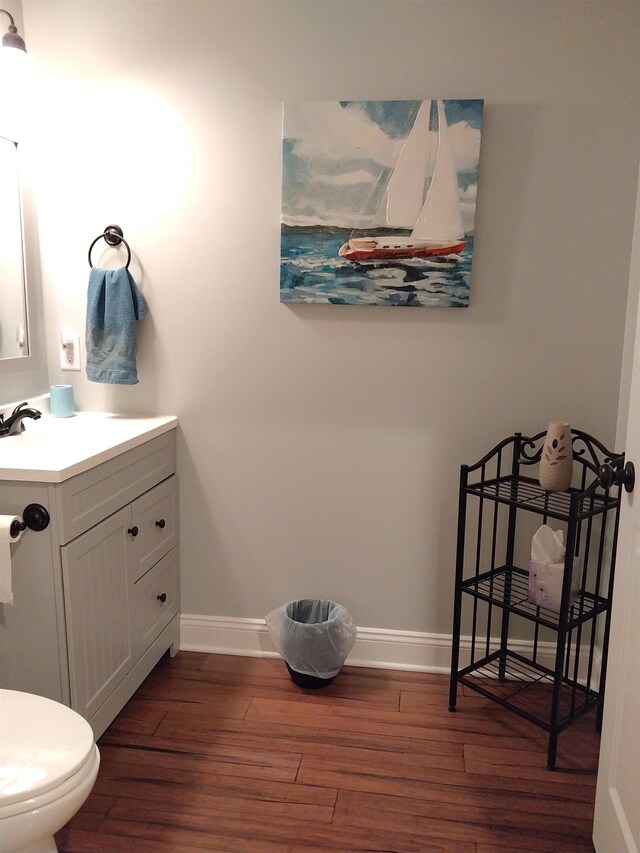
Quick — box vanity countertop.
[0,412,177,483]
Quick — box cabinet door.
[130,476,179,582]
[0,482,67,704]
[131,546,179,659]
[61,507,133,721]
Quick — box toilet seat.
[0,690,96,811]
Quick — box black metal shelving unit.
[448,429,627,770]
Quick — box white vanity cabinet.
[0,415,179,739]
[61,472,179,732]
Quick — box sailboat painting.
[280,99,483,307]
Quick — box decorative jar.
[539,421,573,492]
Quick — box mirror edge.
[0,142,48,399]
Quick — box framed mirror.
[0,134,29,359]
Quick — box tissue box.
[527,559,580,611]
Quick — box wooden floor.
[56,651,600,853]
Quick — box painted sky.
[282,99,483,232]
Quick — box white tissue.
[531,524,565,564]
[0,515,24,605]
[527,524,579,611]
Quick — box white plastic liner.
[265,599,356,679]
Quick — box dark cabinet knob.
[127,526,139,537]
[157,593,167,603]
[155,519,166,529]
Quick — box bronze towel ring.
[88,224,131,269]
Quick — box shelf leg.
[448,619,461,712]
[449,602,462,712]
[498,504,518,682]
[449,466,469,712]
[546,732,558,771]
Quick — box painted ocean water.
[280,227,473,308]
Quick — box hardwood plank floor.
[56,651,599,852]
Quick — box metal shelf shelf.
[460,565,608,630]
[457,650,599,732]
[465,474,618,521]
[449,430,624,770]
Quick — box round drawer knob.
[157,593,167,604]
[127,526,139,537]
[155,519,166,529]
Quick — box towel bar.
[88,225,131,269]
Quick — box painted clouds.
[282,100,483,233]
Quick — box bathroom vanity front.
[0,413,179,738]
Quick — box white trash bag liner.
[265,599,356,679]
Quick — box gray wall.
[19,0,640,633]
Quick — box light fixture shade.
[2,30,26,52]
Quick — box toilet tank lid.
[0,690,96,806]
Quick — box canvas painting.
[280,99,483,307]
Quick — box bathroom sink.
[0,412,177,482]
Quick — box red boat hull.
[339,240,465,262]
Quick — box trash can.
[265,599,356,689]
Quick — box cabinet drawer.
[130,476,179,582]
[56,431,176,545]
[132,546,179,658]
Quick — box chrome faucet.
[0,402,42,437]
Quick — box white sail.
[412,100,464,242]
[384,101,432,228]
[338,99,466,263]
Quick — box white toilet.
[0,690,100,853]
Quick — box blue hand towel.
[85,267,147,384]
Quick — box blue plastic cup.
[50,385,74,418]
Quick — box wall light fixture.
[0,9,30,140]
[1,9,27,53]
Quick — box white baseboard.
[180,613,596,678]
[180,614,280,659]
